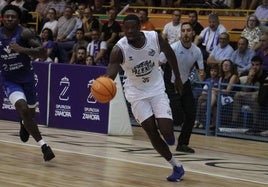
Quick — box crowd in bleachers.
[1,0,268,138]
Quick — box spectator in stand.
[23,0,38,12]
[159,0,173,13]
[188,10,204,42]
[138,9,155,31]
[0,1,8,14]
[82,7,102,41]
[162,10,182,45]
[231,67,261,127]
[92,0,107,14]
[74,46,87,65]
[218,59,240,94]
[10,0,38,26]
[239,0,259,10]
[86,55,96,66]
[194,13,227,61]
[255,0,268,26]
[87,29,108,66]
[55,6,77,63]
[75,3,87,20]
[134,0,153,6]
[68,10,83,42]
[40,8,58,39]
[195,64,219,129]
[241,14,262,51]
[69,28,89,64]
[35,0,51,21]
[235,56,268,135]
[100,7,122,57]
[173,0,182,7]
[256,31,268,71]
[207,32,234,66]
[44,0,66,18]
[231,37,256,77]
[35,0,51,32]
[39,28,57,62]
[217,59,240,129]
[10,0,26,8]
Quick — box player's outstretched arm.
[9,27,47,59]
[106,45,123,80]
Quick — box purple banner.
[0,62,49,125]
[48,64,109,133]
[0,81,19,121]
[33,62,49,125]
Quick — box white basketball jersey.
[116,31,165,102]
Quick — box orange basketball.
[90,76,117,103]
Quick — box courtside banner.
[48,63,109,133]
[33,62,49,125]
[0,79,19,121]
[0,62,48,125]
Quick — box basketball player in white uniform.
[106,14,185,182]
[161,22,205,153]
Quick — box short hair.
[76,28,84,34]
[64,5,74,13]
[210,64,219,72]
[139,9,148,16]
[251,55,263,64]
[48,8,57,15]
[172,9,181,14]
[123,14,140,25]
[220,32,230,40]
[238,36,249,45]
[188,10,198,18]
[181,22,193,29]
[1,4,22,18]
[77,46,87,53]
[208,13,219,21]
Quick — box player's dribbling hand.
[174,77,183,96]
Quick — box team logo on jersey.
[148,49,155,56]
[3,46,11,54]
[132,60,155,77]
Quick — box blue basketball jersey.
[0,26,34,83]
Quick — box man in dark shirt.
[188,10,204,42]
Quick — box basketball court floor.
[0,120,267,187]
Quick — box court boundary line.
[0,139,267,185]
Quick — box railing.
[191,81,268,142]
[28,11,39,32]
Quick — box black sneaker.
[176,145,195,153]
[41,144,55,161]
[19,120,29,142]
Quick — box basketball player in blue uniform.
[106,14,185,182]
[0,5,55,161]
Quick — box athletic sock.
[168,156,181,167]
[38,139,46,147]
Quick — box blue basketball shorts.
[2,80,37,108]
